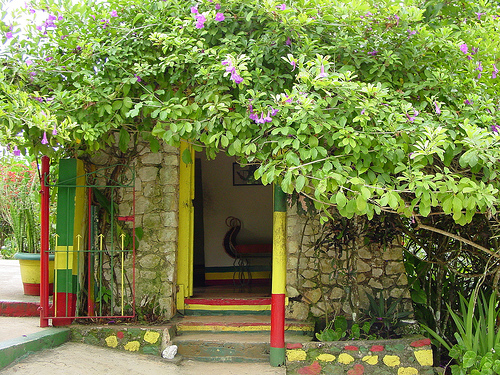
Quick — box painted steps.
[172,315,314,362]
[184,296,272,315]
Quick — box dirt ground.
[1,342,287,375]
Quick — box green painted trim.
[55,270,78,293]
[0,328,70,369]
[14,253,55,261]
[56,159,77,245]
[273,185,286,212]
[270,346,286,367]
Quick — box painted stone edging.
[71,324,176,356]
[0,328,71,369]
[286,336,434,375]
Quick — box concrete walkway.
[0,259,286,374]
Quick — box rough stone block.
[358,248,372,259]
[141,152,163,165]
[386,261,405,275]
[138,166,159,182]
[356,259,371,273]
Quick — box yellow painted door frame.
[176,141,195,312]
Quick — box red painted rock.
[370,345,384,352]
[347,364,365,375]
[287,343,303,349]
[410,338,431,347]
[298,361,322,375]
[116,331,124,339]
[345,345,359,351]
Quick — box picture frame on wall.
[233,163,262,186]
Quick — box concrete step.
[184,297,271,315]
[175,315,314,335]
[173,331,312,363]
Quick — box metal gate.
[40,159,136,325]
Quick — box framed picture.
[233,163,262,186]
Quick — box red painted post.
[40,156,50,327]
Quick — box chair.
[223,216,272,287]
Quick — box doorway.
[192,153,273,298]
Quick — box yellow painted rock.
[286,349,307,361]
[398,367,419,375]
[383,355,401,367]
[105,335,118,348]
[124,341,140,352]
[415,349,433,366]
[338,353,355,365]
[144,331,160,344]
[362,355,379,365]
[316,353,336,362]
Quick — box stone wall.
[285,209,412,322]
[91,140,179,320]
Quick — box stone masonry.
[91,140,179,320]
[285,209,412,322]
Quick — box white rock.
[162,345,178,359]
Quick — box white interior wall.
[200,153,273,267]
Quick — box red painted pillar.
[40,156,50,328]
[270,185,287,366]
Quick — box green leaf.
[123,97,133,109]
[463,350,477,368]
[118,128,130,153]
[132,13,144,26]
[149,137,160,153]
[296,175,306,191]
[182,148,192,164]
[336,191,347,208]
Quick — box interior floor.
[191,285,271,299]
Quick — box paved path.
[0,259,40,303]
[1,342,286,375]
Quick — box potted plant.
[0,155,54,296]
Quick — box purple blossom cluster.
[459,43,497,79]
[406,109,419,122]
[221,59,243,84]
[248,103,278,124]
[191,3,224,29]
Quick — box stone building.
[49,138,411,325]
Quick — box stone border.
[286,336,435,375]
[71,324,176,356]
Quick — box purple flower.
[13,146,20,156]
[491,124,499,133]
[475,12,485,20]
[285,95,293,103]
[264,111,272,122]
[58,15,63,21]
[45,56,53,62]
[221,59,230,66]
[477,61,483,71]
[249,112,258,121]
[406,109,419,122]
[493,64,498,79]
[270,107,279,116]
[286,37,291,46]
[215,12,225,21]
[36,25,42,31]
[134,74,142,82]
[91,14,96,20]
[464,99,473,105]
[196,21,204,29]
[407,30,417,36]
[318,64,327,78]
[29,71,36,77]
[110,10,118,17]
[290,60,297,71]
[361,109,366,115]
[394,14,400,25]
[191,6,198,14]
[459,43,468,54]
[471,47,479,55]
[52,128,58,136]
[41,132,48,145]
[29,8,35,14]
[232,72,243,84]
[368,50,378,56]
[196,14,206,23]
[256,113,265,124]
[26,59,33,66]
[5,31,13,39]
[434,101,441,115]
[215,3,221,10]
[278,4,286,10]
